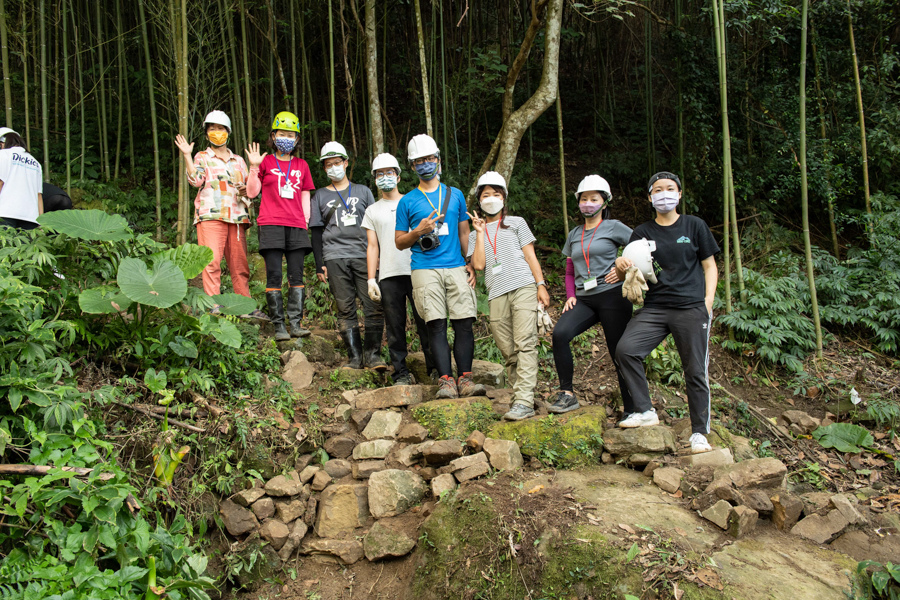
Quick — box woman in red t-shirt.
[246,112,315,340]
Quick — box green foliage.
[38,209,133,242]
[812,423,875,453]
[645,335,685,386]
[865,396,900,432]
[853,560,900,599]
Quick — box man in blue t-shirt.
[395,134,484,400]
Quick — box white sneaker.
[618,409,659,428]
[690,433,713,454]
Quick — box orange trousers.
[196,220,251,297]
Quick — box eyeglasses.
[412,155,438,165]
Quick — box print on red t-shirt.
[257,154,315,228]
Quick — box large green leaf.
[209,318,242,348]
[117,258,187,309]
[37,209,132,242]
[151,243,214,280]
[812,423,875,453]
[213,293,257,316]
[78,286,133,314]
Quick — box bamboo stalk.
[40,0,49,174]
[557,89,568,237]
[95,2,109,180]
[23,13,30,150]
[413,0,432,137]
[0,0,10,127]
[138,0,162,240]
[72,8,83,179]
[328,0,336,139]
[62,0,70,192]
[114,0,125,180]
[0,464,115,481]
[291,0,298,117]
[711,0,732,315]
[812,25,840,259]
[847,0,871,219]
[799,0,824,359]
[222,0,245,150]
[239,0,253,139]
[180,0,189,244]
[113,402,206,433]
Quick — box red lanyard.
[484,220,501,262]
[580,220,603,276]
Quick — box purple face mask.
[579,202,603,217]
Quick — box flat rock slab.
[315,484,370,538]
[352,460,385,479]
[363,521,417,561]
[701,499,733,529]
[282,351,315,391]
[275,498,306,523]
[487,407,606,468]
[233,487,267,507]
[603,426,677,456]
[323,459,352,480]
[355,386,424,410]
[362,410,403,440]
[302,538,365,564]
[431,473,457,498]
[260,519,290,551]
[396,423,429,443]
[448,452,488,472]
[455,461,490,483]
[353,439,395,460]
[220,499,259,536]
[830,494,866,525]
[265,471,304,496]
[791,510,850,544]
[324,436,357,459]
[710,458,787,490]
[652,467,684,494]
[483,438,524,471]
[679,447,734,469]
[423,439,464,465]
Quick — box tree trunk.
[180,0,189,243]
[847,0,871,219]
[0,0,11,127]
[413,0,432,137]
[113,0,124,180]
[470,0,564,192]
[72,8,83,179]
[290,0,299,117]
[23,12,30,150]
[138,0,162,240]
[557,89,568,237]
[63,0,71,191]
[363,0,383,153]
[95,2,109,180]
[799,0,824,359]
[239,0,253,139]
[40,0,49,175]
[328,0,336,139]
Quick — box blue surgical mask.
[415,161,439,181]
[274,137,296,154]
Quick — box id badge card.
[437,222,449,236]
[279,184,294,199]
[583,277,598,291]
[492,262,503,275]
[341,213,358,227]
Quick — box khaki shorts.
[411,266,477,322]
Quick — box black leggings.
[551,287,634,411]
[427,317,475,378]
[261,248,307,289]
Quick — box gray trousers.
[615,305,712,435]
[325,257,384,332]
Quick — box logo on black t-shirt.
[677,236,691,244]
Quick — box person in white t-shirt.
[0,128,43,230]
[362,153,436,385]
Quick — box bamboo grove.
[0,0,898,309]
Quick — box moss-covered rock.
[487,406,605,468]
[412,398,497,440]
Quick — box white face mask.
[326,165,346,182]
[651,190,680,214]
[376,174,397,192]
[480,197,504,216]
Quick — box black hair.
[476,184,510,230]
[1,133,27,152]
[577,190,611,221]
[204,123,231,134]
[647,171,682,193]
[267,130,302,157]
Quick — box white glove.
[622,266,648,305]
[537,303,554,335]
[367,278,382,302]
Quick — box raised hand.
[174,134,194,156]
[467,210,485,233]
[414,209,439,236]
[245,142,267,168]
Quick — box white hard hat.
[0,127,18,140]
[622,238,658,284]
[372,153,401,174]
[575,175,612,201]
[203,110,232,132]
[319,141,349,163]
[476,171,507,194]
[407,134,440,161]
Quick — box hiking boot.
[340,327,363,370]
[690,433,713,454]
[363,327,388,372]
[457,373,486,397]
[393,374,413,386]
[265,291,290,341]
[428,369,439,384]
[242,308,270,321]
[503,403,535,421]
[286,287,311,337]
[548,391,579,414]
[436,375,459,399]
[618,409,659,428]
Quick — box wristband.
[537,281,545,287]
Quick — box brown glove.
[622,266,648,305]
[537,303,554,335]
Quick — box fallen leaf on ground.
[618,524,636,534]
[527,485,544,494]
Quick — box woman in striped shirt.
[467,171,550,421]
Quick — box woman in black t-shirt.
[613,172,720,454]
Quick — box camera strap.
[418,183,447,228]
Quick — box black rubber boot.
[363,326,388,372]
[340,327,363,370]
[265,291,290,341]
[286,287,311,338]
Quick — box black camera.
[418,220,444,251]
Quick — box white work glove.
[537,303,554,335]
[622,266,648,305]
[367,278,382,302]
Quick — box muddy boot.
[286,286,311,338]
[340,327,363,370]
[363,326,388,372]
[266,291,290,341]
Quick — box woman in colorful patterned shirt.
[175,110,262,317]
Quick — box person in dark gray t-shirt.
[309,141,385,372]
[548,175,635,417]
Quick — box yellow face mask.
[207,130,229,147]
